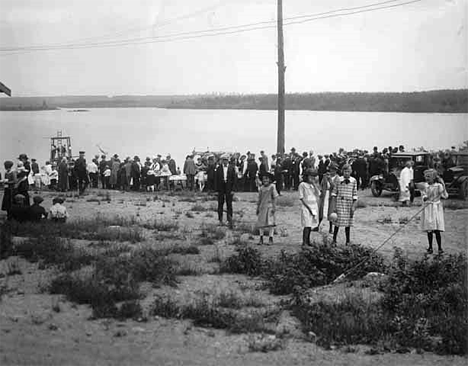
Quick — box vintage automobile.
[442,152,468,200]
[370,152,432,198]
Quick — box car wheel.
[371,181,382,197]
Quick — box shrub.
[264,245,386,295]
[219,246,265,277]
[15,236,94,272]
[143,220,179,232]
[150,294,277,334]
[292,293,385,348]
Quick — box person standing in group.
[420,169,448,254]
[58,157,69,192]
[260,150,269,172]
[319,163,340,234]
[103,165,111,189]
[31,158,40,189]
[256,173,279,245]
[87,158,99,189]
[246,154,258,192]
[1,161,17,219]
[15,164,31,206]
[110,154,120,189]
[330,164,358,245]
[299,169,321,246]
[399,160,414,206]
[99,155,108,189]
[131,156,141,191]
[74,151,89,195]
[274,156,284,195]
[215,154,237,227]
[292,153,303,191]
[183,155,197,191]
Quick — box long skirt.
[1,187,13,211]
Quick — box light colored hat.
[221,153,230,160]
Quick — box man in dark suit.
[74,151,89,195]
[215,154,237,226]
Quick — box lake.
[0,108,467,168]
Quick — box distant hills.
[0,89,466,113]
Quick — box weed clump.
[219,246,264,277]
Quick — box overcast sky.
[0,0,466,96]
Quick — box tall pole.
[276,0,285,155]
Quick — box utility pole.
[276,0,286,155]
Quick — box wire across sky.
[0,0,422,56]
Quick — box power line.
[0,0,422,55]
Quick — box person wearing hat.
[99,155,108,189]
[49,197,69,223]
[256,172,278,245]
[299,169,321,246]
[245,154,259,192]
[330,164,358,245]
[29,195,47,222]
[215,154,237,226]
[420,169,448,254]
[183,155,197,191]
[74,151,89,195]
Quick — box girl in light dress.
[256,173,279,245]
[319,163,340,234]
[420,169,448,254]
[299,169,321,246]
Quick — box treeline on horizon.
[0,89,466,113]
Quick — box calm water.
[0,108,467,168]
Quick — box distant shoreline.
[0,89,466,113]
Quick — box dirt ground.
[0,187,467,366]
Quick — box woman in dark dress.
[1,161,17,219]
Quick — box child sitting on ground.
[29,195,47,222]
[256,173,278,245]
[48,197,69,223]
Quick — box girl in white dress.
[421,169,448,254]
[299,169,321,246]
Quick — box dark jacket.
[214,165,237,193]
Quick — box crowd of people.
[0,144,456,251]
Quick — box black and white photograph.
[0,0,467,365]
